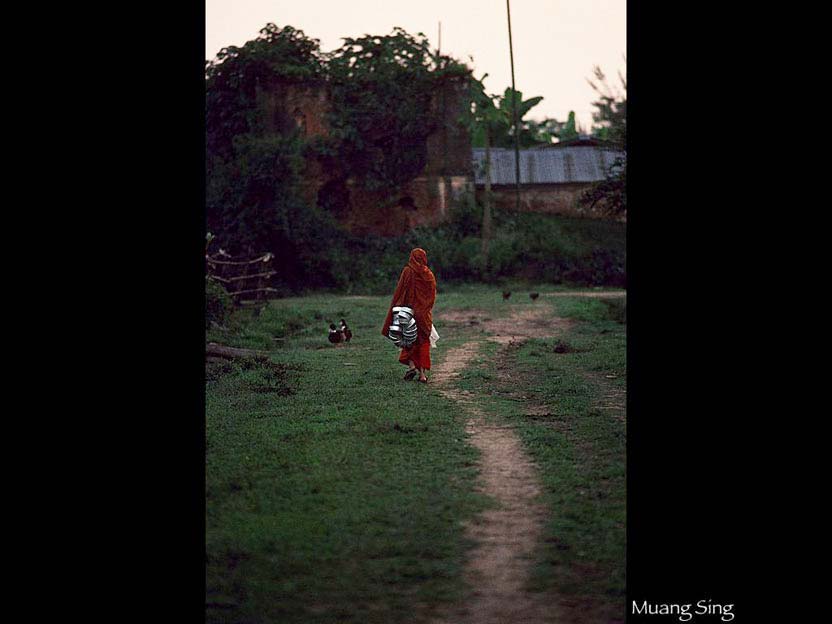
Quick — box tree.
[578,156,625,216]
[587,64,626,147]
[206,24,336,288]
[206,24,325,251]
[579,62,627,216]
[528,111,584,145]
[325,28,470,193]
[470,87,544,149]
[206,24,323,159]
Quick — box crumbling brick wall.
[257,79,331,138]
[256,76,474,236]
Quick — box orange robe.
[381,248,437,370]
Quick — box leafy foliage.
[469,84,546,149]
[206,134,303,251]
[528,111,584,145]
[579,64,627,215]
[206,24,332,269]
[579,156,626,217]
[587,64,626,147]
[206,24,324,159]
[468,82,588,149]
[206,276,234,329]
[326,28,470,192]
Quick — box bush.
[301,198,626,293]
[206,192,625,297]
[206,277,234,329]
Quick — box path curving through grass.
[428,306,570,624]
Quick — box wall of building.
[257,79,331,138]
[476,183,621,220]
[424,77,473,177]
[316,175,472,237]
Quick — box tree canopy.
[580,63,627,215]
[325,28,470,191]
[587,64,626,147]
[469,84,547,149]
[206,24,324,159]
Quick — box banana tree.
[470,87,544,149]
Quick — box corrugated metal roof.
[472,146,624,185]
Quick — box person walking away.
[381,248,436,383]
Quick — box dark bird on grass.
[339,319,352,342]
[328,323,343,344]
[502,291,511,300]
[529,292,539,301]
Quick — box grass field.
[206,284,626,623]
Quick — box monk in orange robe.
[382,248,437,383]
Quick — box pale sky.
[206,1,626,131]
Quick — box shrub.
[206,277,234,329]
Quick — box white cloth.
[430,324,440,349]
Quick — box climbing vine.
[206,24,324,159]
[325,28,471,192]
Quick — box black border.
[625,3,774,620]
[95,0,207,620]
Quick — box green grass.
[206,286,626,622]
[206,294,488,624]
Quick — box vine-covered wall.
[257,74,473,236]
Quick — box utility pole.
[506,0,521,211]
[438,21,447,180]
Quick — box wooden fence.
[206,242,278,305]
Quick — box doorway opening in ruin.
[317,178,350,219]
[292,108,307,136]
[397,195,417,211]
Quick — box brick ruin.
[257,76,474,237]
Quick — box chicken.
[328,323,343,344]
[502,291,511,300]
[339,319,352,342]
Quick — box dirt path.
[428,306,572,624]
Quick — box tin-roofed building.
[472,142,625,218]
